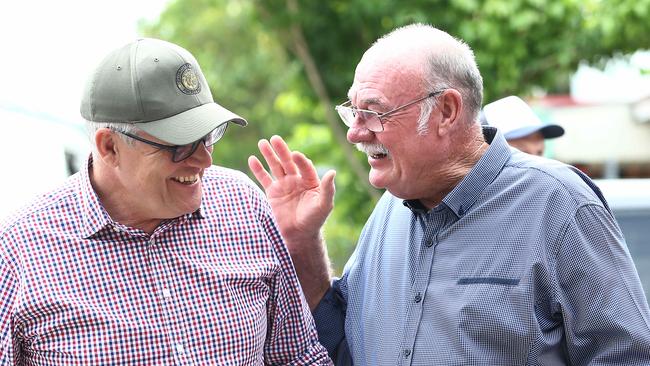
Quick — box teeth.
[356,143,389,157]
[174,174,200,184]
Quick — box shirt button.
[403,349,411,357]
[176,343,185,355]
[414,292,422,303]
[162,287,171,299]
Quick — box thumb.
[319,170,336,211]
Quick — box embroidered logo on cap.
[176,63,201,95]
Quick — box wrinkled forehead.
[348,50,424,106]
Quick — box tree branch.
[285,0,381,202]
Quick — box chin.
[182,202,202,215]
[170,200,202,217]
[368,172,387,189]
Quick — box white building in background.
[0,103,89,220]
[530,51,650,178]
[532,96,650,176]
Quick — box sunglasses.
[113,123,228,162]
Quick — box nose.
[185,141,213,168]
[346,122,374,144]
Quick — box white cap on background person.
[482,95,564,140]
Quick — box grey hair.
[416,97,434,135]
[374,23,484,125]
[85,121,139,156]
[415,74,442,135]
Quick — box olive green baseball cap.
[80,38,247,145]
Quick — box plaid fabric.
[0,158,331,365]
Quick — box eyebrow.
[353,96,390,110]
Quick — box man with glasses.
[0,38,331,365]
[249,24,650,365]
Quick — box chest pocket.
[454,276,535,365]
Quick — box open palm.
[248,136,336,244]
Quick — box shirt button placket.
[149,236,193,364]
[402,213,440,364]
[175,343,191,365]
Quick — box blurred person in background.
[481,95,564,156]
[249,23,650,365]
[0,38,331,365]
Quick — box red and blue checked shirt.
[0,158,332,365]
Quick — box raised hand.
[248,135,335,308]
[248,135,336,244]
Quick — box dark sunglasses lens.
[172,123,228,162]
[173,141,200,162]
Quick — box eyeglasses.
[113,123,228,162]
[335,89,446,132]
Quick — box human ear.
[94,128,120,167]
[436,89,462,136]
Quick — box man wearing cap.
[0,39,331,365]
[482,95,564,156]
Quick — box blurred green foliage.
[142,0,650,273]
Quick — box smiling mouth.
[356,143,389,160]
[172,174,200,185]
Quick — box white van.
[0,105,89,220]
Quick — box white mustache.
[356,143,389,155]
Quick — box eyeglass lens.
[172,123,228,162]
[336,105,383,132]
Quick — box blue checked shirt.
[314,127,650,365]
[0,158,331,365]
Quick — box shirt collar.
[78,155,114,238]
[404,126,511,217]
[197,194,210,220]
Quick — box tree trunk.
[282,0,381,202]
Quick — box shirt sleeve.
[0,255,20,365]
[312,281,351,365]
[555,203,650,365]
[259,207,333,365]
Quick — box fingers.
[248,155,273,189]
[269,136,298,176]
[252,135,328,192]
[292,151,319,186]
[255,135,299,180]
[257,139,286,179]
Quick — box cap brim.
[504,124,564,140]
[503,126,542,140]
[136,102,247,145]
[539,124,564,139]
